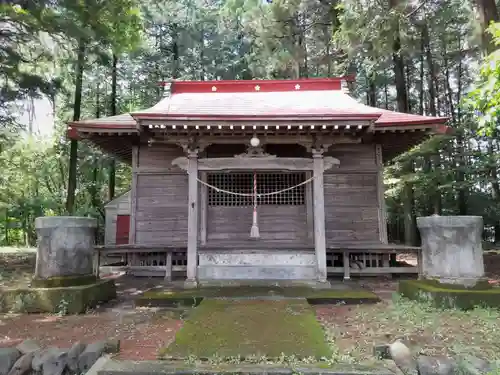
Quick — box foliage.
[1,0,500,246]
[468,23,500,136]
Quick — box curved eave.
[374,120,451,132]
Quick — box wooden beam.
[200,171,208,245]
[171,156,340,172]
[186,150,199,286]
[129,145,139,245]
[376,144,388,244]
[312,149,327,283]
[305,170,314,243]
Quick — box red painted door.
[116,215,130,245]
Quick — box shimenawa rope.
[195,175,315,197]
[195,174,315,239]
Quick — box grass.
[316,293,500,363]
[0,246,36,254]
[160,298,333,360]
[0,251,35,288]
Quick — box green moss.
[398,279,500,310]
[0,279,116,314]
[414,278,493,291]
[31,274,98,288]
[160,299,333,360]
[138,286,379,308]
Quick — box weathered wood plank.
[135,173,188,245]
[326,144,377,170]
[138,144,184,169]
[207,205,308,243]
[324,166,380,243]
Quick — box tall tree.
[63,0,142,214]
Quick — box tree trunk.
[422,23,437,117]
[444,39,467,214]
[390,11,409,112]
[384,73,389,109]
[65,39,85,215]
[199,29,205,81]
[367,72,377,107]
[403,160,418,246]
[433,155,443,215]
[419,31,425,115]
[390,0,414,244]
[474,0,499,53]
[108,53,117,202]
[172,23,179,79]
[406,62,412,113]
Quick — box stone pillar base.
[417,215,485,288]
[431,277,490,289]
[184,279,198,289]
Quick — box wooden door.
[116,214,130,245]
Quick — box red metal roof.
[160,77,352,93]
[69,78,449,131]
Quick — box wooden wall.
[131,142,383,247]
[134,144,188,245]
[104,190,131,245]
[207,205,308,243]
[324,144,381,244]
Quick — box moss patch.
[398,279,500,310]
[138,286,379,308]
[160,298,332,360]
[31,274,98,288]
[0,278,116,314]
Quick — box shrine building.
[68,77,449,286]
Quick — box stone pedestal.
[417,216,485,287]
[34,216,97,280]
[0,216,117,314]
[197,249,321,287]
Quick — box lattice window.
[207,172,306,206]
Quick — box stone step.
[92,358,393,375]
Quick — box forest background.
[1,0,499,246]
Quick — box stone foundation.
[197,250,319,285]
[0,279,117,314]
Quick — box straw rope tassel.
[250,171,260,239]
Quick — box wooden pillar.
[199,171,208,245]
[186,150,199,287]
[375,144,388,244]
[312,149,327,283]
[305,171,314,244]
[129,145,139,267]
[129,145,138,245]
